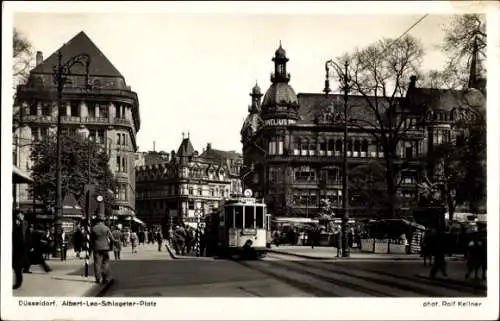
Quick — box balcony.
[17,114,54,124]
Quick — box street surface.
[103,244,485,297]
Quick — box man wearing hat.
[12,209,28,289]
[91,214,114,284]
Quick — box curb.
[268,249,440,261]
[165,242,179,259]
[83,279,115,297]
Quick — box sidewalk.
[164,241,213,260]
[13,249,112,297]
[269,245,463,261]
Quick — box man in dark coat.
[12,210,28,289]
[91,215,113,284]
[24,225,52,274]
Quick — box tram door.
[266,214,272,245]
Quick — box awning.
[13,166,33,184]
[124,216,146,225]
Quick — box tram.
[205,190,271,258]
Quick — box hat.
[96,214,106,222]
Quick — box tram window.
[234,206,243,228]
[244,206,255,229]
[256,206,264,228]
[225,207,233,228]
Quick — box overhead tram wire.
[380,14,429,56]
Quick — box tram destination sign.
[239,197,256,204]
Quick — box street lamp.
[324,59,352,258]
[53,50,91,249]
[194,207,203,257]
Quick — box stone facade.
[13,31,140,220]
[241,45,485,219]
[135,137,243,228]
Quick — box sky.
[13,9,455,155]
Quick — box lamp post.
[52,50,91,251]
[194,207,203,257]
[324,59,351,258]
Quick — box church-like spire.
[271,42,290,84]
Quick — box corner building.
[241,44,427,219]
[13,31,141,224]
[135,136,243,229]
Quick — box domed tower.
[241,82,264,139]
[260,42,299,124]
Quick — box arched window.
[319,138,326,156]
[354,140,361,157]
[335,139,342,156]
[301,139,308,156]
[328,140,335,156]
[347,140,353,157]
[361,140,368,157]
[309,139,316,156]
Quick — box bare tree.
[341,35,425,218]
[13,28,34,88]
[418,14,487,221]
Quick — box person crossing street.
[91,215,114,284]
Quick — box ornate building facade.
[241,44,485,219]
[13,31,141,222]
[135,135,243,228]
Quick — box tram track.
[263,253,481,297]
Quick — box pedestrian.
[90,215,113,284]
[24,225,52,274]
[173,226,186,255]
[130,230,139,254]
[42,228,52,260]
[73,226,84,259]
[111,226,122,260]
[155,229,164,252]
[148,230,154,244]
[12,209,28,289]
[60,229,68,261]
[429,230,448,278]
[421,228,433,267]
[138,229,145,246]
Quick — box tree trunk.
[385,156,397,218]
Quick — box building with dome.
[13,31,140,226]
[241,44,486,219]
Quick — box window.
[198,188,202,196]
[122,157,127,173]
[189,187,193,195]
[256,206,264,228]
[88,103,96,118]
[123,134,127,146]
[221,189,225,197]
[244,206,255,229]
[116,156,121,172]
[70,102,79,117]
[97,129,105,144]
[225,207,234,228]
[234,206,243,228]
[41,103,51,116]
[188,200,194,210]
[210,188,214,196]
[118,183,128,201]
[117,133,121,145]
[30,103,38,115]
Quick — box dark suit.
[12,219,28,288]
[111,230,122,260]
[91,222,113,282]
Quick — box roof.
[30,31,124,79]
[296,93,394,125]
[262,83,299,108]
[199,148,241,162]
[407,87,486,114]
[176,138,196,157]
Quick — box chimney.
[207,143,212,151]
[36,51,43,66]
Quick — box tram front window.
[256,206,264,228]
[244,206,255,229]
[234,206,243,228]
